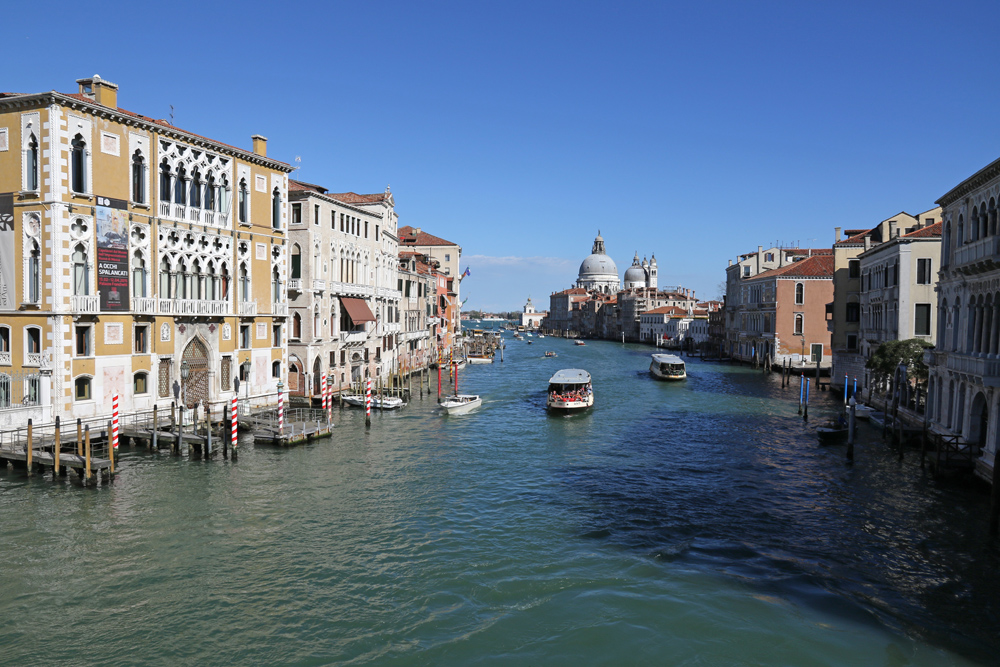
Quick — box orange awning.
[340,297,376,324]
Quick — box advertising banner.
[0,194,15,311]
[95,196,130,311]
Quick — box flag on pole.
[461,267,471,278]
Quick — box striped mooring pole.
[112,392,120,453]
[277,385,284,434]
[365,377,372,427]
[321,373,328,414]
[326,378,333,424]
[230,395,238,458]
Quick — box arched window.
[132,251,147,298]
[272,266,282,303]
[174,164,187,205]
[133,372,148,395]
[176,258,189,299]
[293,312,302,339]
[160,160,172,202]
[239,262,250,301]
[190,169,202,209]
[75,376,92,401]
[990,198,998,236]
[27,239,41,303]
[26,133,39,191]
[206,261,218,300]
[220,175,230,218]
[72,244,89,295]
[942,222,951,267]
[159,256,171,298]
[957,215,964,247]
[272,361,281,379]
[206,173,217,212]
[71,134,87,193]
[291,244,301,279]
[238,179,248,223]
[793,313,803,335]
[272,187,281,229]
[220,263,230,300]
[972,206,980,242]
[794,282,804,305]
[132,150,145,204]
[192,259,204,300]
[313,304,320,336]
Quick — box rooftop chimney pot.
[252,135,268,157]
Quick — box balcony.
[287,279,302,291]
[945,352,1000,387]
[132,297,157,314]
[953,236,1000,274]
[239,300,257,316]
[24,352,48,368]
[174,299,229,316]
[340,330,367,344]
[159,202,229,227]
[0,351,10,366]
[273,303,288,316]
[384,322,401,333]
[70,295,100,313]
[312,279,326,292]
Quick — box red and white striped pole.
[321,373,327,413]
[112,392,119,452]
[277,385,284,434]
[326,377,333,424]
[365,377,372,427]
[230,395,238,457]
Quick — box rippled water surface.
[2,335,1000,665]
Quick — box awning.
[340,297,376,324]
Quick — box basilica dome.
[576,231,620,294]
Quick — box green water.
[1,335,996,665]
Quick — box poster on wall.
[95,196,130,311]
[0,194,15,311]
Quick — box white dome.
[579,253,618,278]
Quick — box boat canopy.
[548,369,591,384]
[651,354,684,365]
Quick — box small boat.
[816,420,848,444]
[547,369,594,412]
[853,404,873,420]
[574,340,586,346]
[526,332,533,337]
[538,334,546,339]
[440,394,482,415]
[526,340,533,345]
[545,351,558,358]
[341,395,406,410]
[649,353,686,380]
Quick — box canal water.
[2,334,999,666]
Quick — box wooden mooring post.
[152,405,159,451]
[84,426,92,485]
[26,418,33,473]
[77,418,83,456]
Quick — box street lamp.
[181,359,190,407]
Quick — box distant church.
[575,231,657,293]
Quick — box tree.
[866,338,932,394]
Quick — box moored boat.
[440,394,482,415]
[574,340,586,346]
[545,351,557,357]
[816,421,848,444]
[649,353,686,380]
[547,369,594,412]
[466,352,493,364]
[341,395,406,410]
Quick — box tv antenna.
[169,105,174,124]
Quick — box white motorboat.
[341,395,407,410]
[440,394,482,415]
[466,353,494,364]
[853,404,874,420]
[650,353,686,380]
[574,340,586,346]
[547,369,594,412]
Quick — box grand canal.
[2,334,999,665]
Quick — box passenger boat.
[544,351,557,358]
[466,352,493,364]
[547,369,594,412]
[649,353,686,380]
[574,340,586,346]
[341,395,406,410]
[439,394,482,415]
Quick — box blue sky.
[9,0,1000,311]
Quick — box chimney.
[888,220,897,239]
[864,236,871,251]
[728,259,733,267]
[835,226,842,242]
[251,135,268,156]
[76,74,118,108]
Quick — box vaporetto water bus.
[546,369,594,412]
[649,353,686,380]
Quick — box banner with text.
[96,196,130,312]
[0,194,14,311]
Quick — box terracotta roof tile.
[902,221,943,238]
[398,225,458,247]
[836,228,875,246]
[328,192,390,204]
[748,254,834,279]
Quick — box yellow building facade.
[0,75,293,426]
